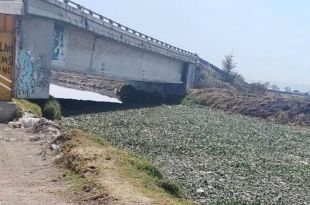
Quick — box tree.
[285,87,292,93]
[250,82,266,95]
[221,54,238,83]
[271,84,280,91]
[222,54,237,74]
[263,82,270,89]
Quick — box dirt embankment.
[55,130,193,205]
[186,88,310,126]
[1,117,192,205]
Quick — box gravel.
[61,104,310,204]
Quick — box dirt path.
[0,124,73,205]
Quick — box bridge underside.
[51,70,187,103]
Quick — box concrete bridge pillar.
[119,62,197,103]
[14,16,54,99]
[185,63,197,90]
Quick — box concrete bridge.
[0,0,221,102]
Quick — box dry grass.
[56,130,194,205]
[12,99,42,118]
[196,69,233,90]
[185,88,310,126]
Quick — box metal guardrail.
[197,58,227,77]
[55,0,198,58]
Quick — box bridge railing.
[55,0,197,58]
[197,58,228,78]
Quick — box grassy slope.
[13,99,42,118]
[62,104,310,204]
[57,130,194,205]
[185,88,310,126]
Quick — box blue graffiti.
[16,50,35,97]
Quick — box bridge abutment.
[119,62,197,103]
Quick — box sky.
[74,0,310,92]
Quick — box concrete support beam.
[185,63,197,90]
[0,102,16,122]
[0,0,24,15]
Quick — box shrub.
[14,106,24,120]
[231,71,245,82]
[276,111,290,124]
[250,83,267,95]
[43,98,62,120]
[13,99,42,118]
[158,179,184,198]
[136,160,163,179]
[197,68,232,89]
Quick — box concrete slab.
[0,102,16,123]
[0,0,24,15]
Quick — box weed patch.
[13,99,42,118]
[136,159,163,179]
[159,179,184,198]
[43,98,62,120]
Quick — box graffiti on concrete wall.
[16,50,50,98]
[16,50,35,97]
[52,23,66,67]
[34,53,49,88]
[14,16,52,99]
